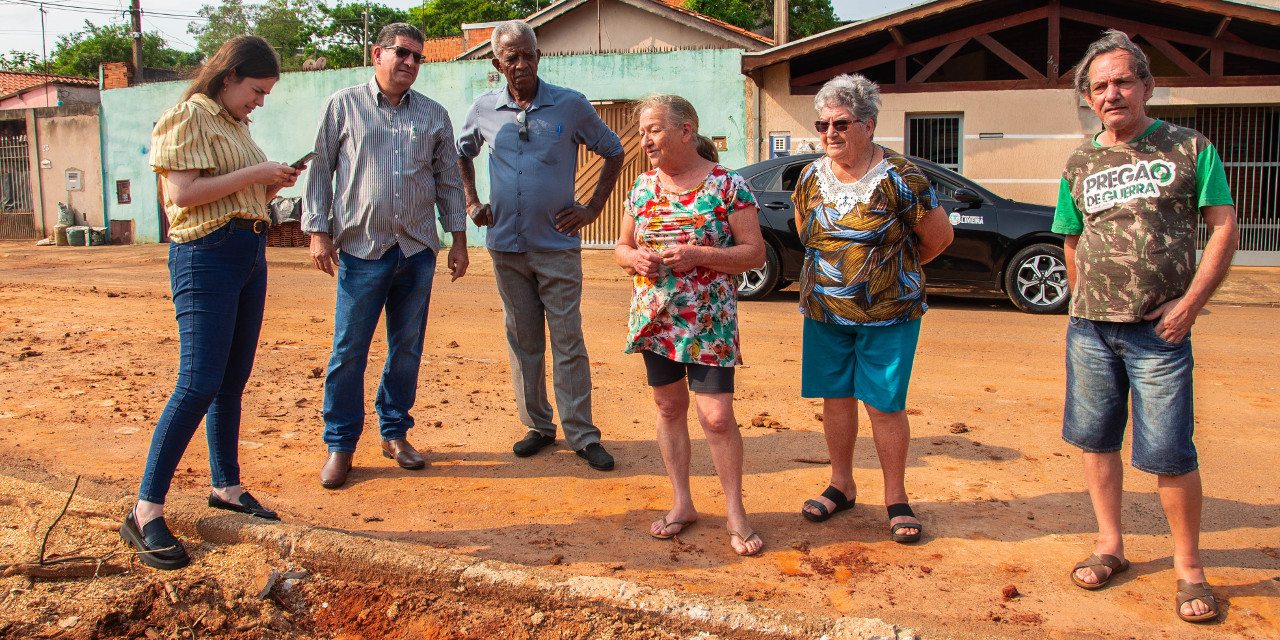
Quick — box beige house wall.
[33,109,104,234]
[758,63,1280,205]
[538,1,744,54]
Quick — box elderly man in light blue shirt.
[457,20,624,472]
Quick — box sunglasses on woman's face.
[815,119,858,134]
[386,45,425,64]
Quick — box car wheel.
[738,243,781,301]
[1004,244,1070,314]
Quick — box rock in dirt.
[1001,584,1020,599]
[529,611,545,626]
[949,423,970,434]
[56,617,78,629]
[253,566,280,599]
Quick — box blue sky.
[1,0,922,61]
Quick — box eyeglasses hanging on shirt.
[516,108,529,141]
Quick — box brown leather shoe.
[381,438,426,470]
[320,452,353,489]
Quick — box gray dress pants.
[489,248,600,450]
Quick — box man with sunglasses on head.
[302,22,468,489]
[457,20,625,472]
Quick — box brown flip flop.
[1176,579,1219,623]
[650,516,693,540]
[1070,553,1129,589]
[729,529,764,556]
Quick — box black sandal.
[887,503,922,543]
[802,485,855,522]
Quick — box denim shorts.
[801,317,921,413]
[642,350,734,394]
[1062,316,1197,476]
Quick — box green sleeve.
[1051,177,1084,234]
[1196,144,1234,207]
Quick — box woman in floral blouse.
[615,94,767,556]
[794,74,953,543]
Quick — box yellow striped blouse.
[149,93,270,243]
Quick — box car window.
[780,162,808,191]
[747,167,781,192]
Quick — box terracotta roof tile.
[0,71,97,95]
[652,0,774,44]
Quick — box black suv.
[737,153,1069,314]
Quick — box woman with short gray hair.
[793,73,953,544]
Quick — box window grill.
[906,114,962,172]
[1150,106,1280,255]
[0,120,33,214]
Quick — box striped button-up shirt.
[303,78,466,259]
[149,93,270,243]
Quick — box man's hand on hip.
[448,243,469,281]
[309,233,339,277]
[1143,297,1197,343]
[554,203,600,235]
[468,203,493,227]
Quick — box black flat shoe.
[119,507,190,571]
[575,442,615,471]
[208,491,279,520]
[513,431,556,457]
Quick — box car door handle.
[763,202,790,210]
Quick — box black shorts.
[642,350,734,394]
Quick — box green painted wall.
[100,48,748,244]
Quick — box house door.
[1151,105,1280,266]
[576,100,643,247]
[0,119,37,239]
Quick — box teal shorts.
[800,317,922,413]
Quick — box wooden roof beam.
[1059,7,1280,64]
[975,33,1046,80]
[910,39,969,83]
[790,5,1049,86]
[888,26,909,47]
[1140,33,1209,78]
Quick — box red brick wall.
[101,62,131,89]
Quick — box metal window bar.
[906,115,961,172]
[1149,106,1279,254]
[0,121,33,214]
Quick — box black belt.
[231,218,269,233]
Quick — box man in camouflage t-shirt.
[1051,31,1237,624]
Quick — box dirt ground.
[0,240,1277,639]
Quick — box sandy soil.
[0,240,1277,639]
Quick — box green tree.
[0,50,42,73]
[46,21,201,78]
[308,1,412,68]
[190,0,255,57]
[686,0,841,41]
[408,0,539,39]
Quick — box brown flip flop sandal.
[1176,579,1219,623]
[1070,553,1129,589]
[650,516,694,540]
[729,529,764,556]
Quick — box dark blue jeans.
[322,246,436,453]
[138,223,268,503]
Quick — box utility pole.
[362,5,369,66]
[40,2,48,106]
[130,0,143,81]
[773,0,789,46]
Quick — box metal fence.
[906,114,963,173]
[1151,106,1279,257]
[0,120,33,214]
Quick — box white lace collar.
[816,154,890,211]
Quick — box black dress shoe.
[513,431,556,457]
[119,508,190,571]
[208,491,279,520]
[575,442,615,471]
